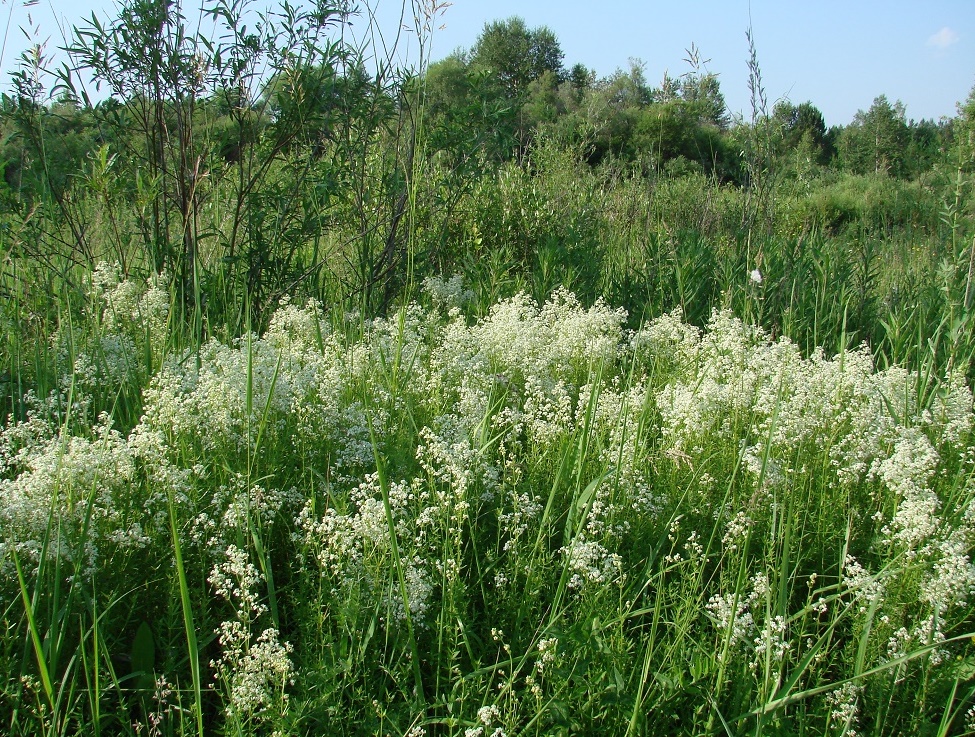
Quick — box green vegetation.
[2,1,975,734]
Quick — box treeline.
[0,2,974,337]
[421,17,962,182]
[6,14,961,202]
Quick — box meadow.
[2,1,975,735]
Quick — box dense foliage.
[2,1,975,735]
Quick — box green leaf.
[131,621,155,691]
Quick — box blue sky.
[4,0,973,127]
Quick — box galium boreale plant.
[5,264,975,734]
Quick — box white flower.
[825,681,862,734]
[749,268,763,284]
[212,625,293,720]
[842,555,884,612]
[706,572,768,650]
[477,704,501,728]
[561,537,624,590]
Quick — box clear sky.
[3,0,973,127]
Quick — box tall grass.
[3,275,975,734]
[2,2,975,734]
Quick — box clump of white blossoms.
[706,571,769,653]
[6,265,975,730]
[631,308,700,380]
[56,262,172,399]
[842,556,885,613]
[652,308,965,483]
[562,536,624,591]
[874,428,940,550]
[422,273,475,310]
[464,703,507,737]
[0,412,149,577]
[751,614,791,671]
[212,624,294,722]
[825,681,863,736]
[386,556,435,626]
[209,545,294,724]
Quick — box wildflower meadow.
[2,0,975,734]
[3,266,975,734]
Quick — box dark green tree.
[575,60,652,164]
[54,0,406,321]
[521,70,566,134]
[633,97,733,178]
[421,52,518,163]
[568,63,595,96]
[902,118,946,178]
[422,52,472,122]
[772,100,833,164]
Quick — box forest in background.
[0,3,971,345]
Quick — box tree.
[421,52,519,163]
[902,118,945,178]
[469,17,565,99]
[521,70,566,132]
[572,60,651,164]
[680,73,729,131]
[423,52,472,121]
[838,95,909,176]
[57,0,401,321]
[951,81,975,171]
[772,100,833,164]
[633,97,733,178]
[568,63,595,96]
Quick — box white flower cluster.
[422,273,475,310]
[386,557,435,626]
[585,379,657,520]
[825,681,862,736]
[0,412,150,576]
[426,287,626,452]
[213,623,294,721]
[189,474,298,554]
[294,285,632,624]
[497,492,543,553]
[751,614,791,669]
[561,537,624,591]
[706,571,769,652]
[652,309,971,498]
[209,544,267,618]
[58,262,171,397]
[874,428,940,550]
[842,555,884,613]
[630,308,700,380]
[209,544,293,723]
[7,267,975,719]
[299,472,437,626]
[464,703,507,737]
[922,531,975,611]
[535,636,558,675]
[722,510,753,552]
